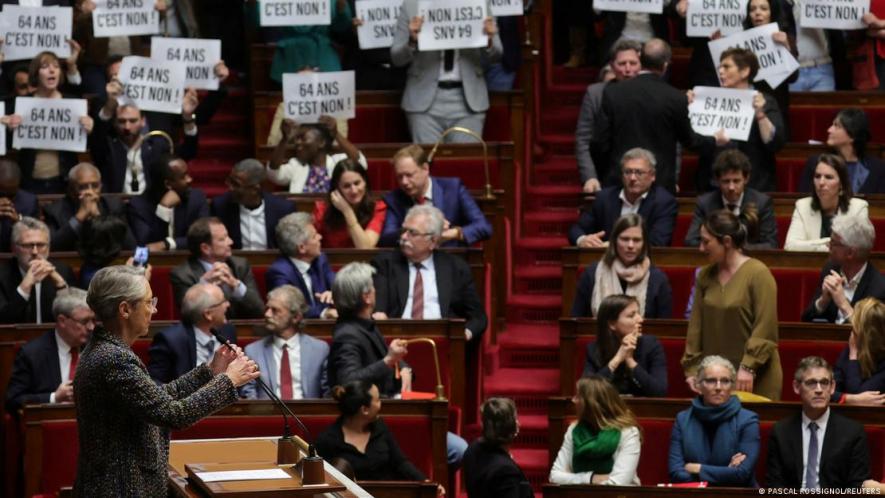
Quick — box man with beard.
[127,154,209,252]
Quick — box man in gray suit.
[242,285,329,399]
[391,0,503,144]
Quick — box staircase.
[188,86,252,197]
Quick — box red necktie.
[69,348,78,382]
[280,345,293,400]
[411,263,424,319]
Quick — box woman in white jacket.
[549,376,641,486]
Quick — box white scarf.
[590,257,651,316]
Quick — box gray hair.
[404,205,444,239]
[794,356,833,382]
[276,212,314,257]
[52,287,89,318]
[233,158,266,185]
[831,212,875,252]
[181,283,221,325]
[332,262,375,317]
[68,162,101,182]
[696,355,737,383]
[86,265,149,322]
[12,216,49,245]
[267,285,309,317]
[620,147,657,172]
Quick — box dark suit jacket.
[0,258,75,324]
[380,176,492,247]
[146,322,237,385]
[43,195,136,251]
[371,250,488,340]
[0,190,39,251]
[210,192,295,250]
[583,334,668,397]
[766,411,870,488]
[462,440,534,498]
[798,154,885,195]
[570,261,673,318]
[684,188,778,249]
[5,330,64,411]
[328,317,400,397]
[169,256,265,319]
[801,261,885,322]
[127,188,209,247]
[567,185,678,247]
[264,254,336,318]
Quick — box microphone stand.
[427,126,494,200]
[403,338,447,400]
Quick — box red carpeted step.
[512,266,563,296]
[496,322,560,368]
[522,211,576,238]
[537,134,576,155]
[505,295,561,323]
[511,448,551,491]
[514,237,566,266]
[530,158,581,188]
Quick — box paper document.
[195,468,292,482]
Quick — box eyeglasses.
[76,182,101,192]
[801,378,832,389]
[399,228,433,238]
[623,169,650,178]
[16,242,48,251]
[65,314,96,327]
[700,378,734,387]
[145,297,158,314]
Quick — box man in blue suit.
[0,159,39,252]
[266,212,336,319]
[568,147,677,248]
[147,283,237,384]
[380,144,491,247]
[242,285,329,399]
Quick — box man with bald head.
[0,159,39,251]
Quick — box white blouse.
[549,423,641,486]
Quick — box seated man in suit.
[0,159,39,252]
[127,154,209,252]
[147,283,237,384]
[43,162,136,251]
[767,356,871,489]
[684,149,778,249]
[568,147,677,248]
[802,213,885,323]
[242,285,329,399]
[211,158,296,250]
[266,212,336,319]
[170,217,264,319]
[0,217,76,324]
[5,288,94,411]
[373,205,487,342]
[380,144,492,247]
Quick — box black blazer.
[583,334,668,397]
[567,185,678,247]
[766,411,870,488]
[462,440,533,498]
[0,258,75,324]
[5,330,64,411]
[0,190,39,251]
[210,191,296,250]
[147,322,237,384]
[570,261,673,319]
[43,195,135,251]
[169,256,265,319]
[371,250,488,340]
[327,317,400,397]
[801,261,885,322]
[127,188,209,247]
[684,188,778,249]
[798,154,885,195]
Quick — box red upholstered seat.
[789,108,885,143]
[771,268,820,322]
[775,158,808,193]
[132,340,151,365]
[672,215,691,248]
[253,266,268,298]
[657,266,698,320]
[39,420,78,495]
[364,158,504,192]
[150,267,174,321]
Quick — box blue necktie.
[805,422,819,489]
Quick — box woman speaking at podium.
[72,266,260,497]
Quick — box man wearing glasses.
[767,356,871,490]
[568,148,677,248]
[147,283,237,385]
[5,288,93,411]
[0,217,75,324]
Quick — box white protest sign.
[355,0,403,50]
[259,0,331,27]
[151,37,222,91]
[118,56,187,114]
[417,0,488,51]
[12,97,88,152]
[282,71,355,123]
[799,0,869,30]
[686,0,748,37]
[0,103,5,157]
[92,0,159,37]
[0,6,72,61]
[593,0,663,14]
[489,0,523,17]
[708,23,799,88]
[688,86,755,141]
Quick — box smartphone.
[133,247,149,267]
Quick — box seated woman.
[549,376,641,485]
[785,153,869,251]
[462,397,533,498]
[582,295,667,397]
[315,380,427,482]
[834,297,885,405]
[570,213,673,318]
[669,355,760,487]
[311,159,386,249]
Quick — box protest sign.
[489,0,523,17]
[151,37,222,91]
[593,0,663,14]
[708,23,799,88]
[12,97,88,152]
[799,0,869,30]
[0,103,5,157]
[355,0,402,50]
[282,71,355,123]
[686,0,748,37]
[688,86,755,141]
[118,56,187,114]
[0,6,72,61]
[259,0,331,27]
[92,0,159,37]
[417,0,488,51]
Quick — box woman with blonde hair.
[549,376,641,485]
[834,297,885,405]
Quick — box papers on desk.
[195,468,293,483]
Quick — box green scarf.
[571,422,621,474]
